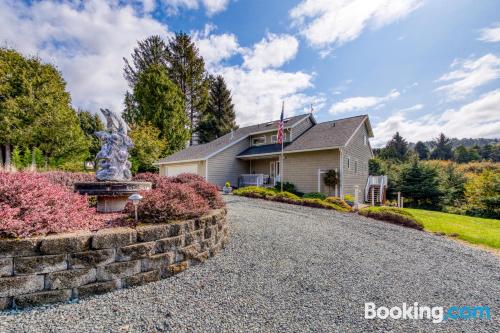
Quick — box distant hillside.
[409,138,500,149]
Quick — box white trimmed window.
[364,135,367,145]
[270,135,278,143]
[347,157,350,169]
[252,136,266,146]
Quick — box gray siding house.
[155,114,374,199]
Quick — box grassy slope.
[404,208,500,249]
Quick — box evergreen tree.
[0,48,89,168]
[414,141,429,160]
[129,123,167,173]
[430,133,453,160]
[368,158,384,176]
[480,144,493,160]
[454,145,471,163]
[166,32,209,146]
[123,35,168,87]
[440,163,466,207]
[133,64,189,155]
[380,132,408,161]
[77,109,105,160]
[198,75,238,143]
[395,157,442,208]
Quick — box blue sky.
[1,0,499,146]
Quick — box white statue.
[95,108,133,181]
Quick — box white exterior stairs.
[365,175,387,205]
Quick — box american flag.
[277,101,284,144]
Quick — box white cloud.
[372,89,500,146]
[195,32,241,70]
[161,0,230,15]
[436,54,500,101]
[399,104,423,112]
[478,23,500,43]
[290,0,423,51]
[243,33,299,70]
[0,0,170,114]
[329,89,400,114]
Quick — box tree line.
[370,132,499,218]
[0,33,238,173]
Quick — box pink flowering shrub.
[0,172,100,238]
[187,181,224,209]
[125,181,209,222]
[41,171,95,191]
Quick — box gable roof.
[284,115,371,153]
[155,113,311,164]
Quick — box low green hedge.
[233,187,352,212]
[359,206,423,230]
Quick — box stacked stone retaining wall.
[0,208,228,310]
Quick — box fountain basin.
[75,181,152,213]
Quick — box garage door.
[166,164,198,177]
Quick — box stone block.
[0,238,39,258]
[182,220,196,233]
[39,232,92,255]
[92,227,137,249]
[77,280,118,298]
[195,251,209,263]
[122,270,160,288]
[97,260,141,281]
[141,252,174,271]
[179,244,200,260]
[201,239,214,252]
[136,224,171,242]
[0,297,12,310]
[69,249,115,269]
[155,235,184,253]
[209,242,223,257]
[46,268,96,290]
[185,230,204,246]
[0,258,13,277]
[204,226,215,240]
[117,242,156,261]
[0,275,44,297]
[167,223,184,237]
[167,261,188,275]
[14,254,67,275]
[14,289,71,308]
[194,217,206,230]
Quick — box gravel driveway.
[1,196,499,332]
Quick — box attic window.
[252,136,266,146]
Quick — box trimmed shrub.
[0,172,100,238]
[41,171,95,191]
[273,191,301,203]
[188,180,224,209]
[274,181,304,197]
[344,194,355,202]
[359,206,423,230]
[133,172,163,188]
[300,198,351,212]
[126,181,209,222]
[325,197,352,211]
[233,186,277,199]
[172,173,206,184]
[303,192,326,200]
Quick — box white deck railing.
[239,174,264,187]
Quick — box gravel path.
[1,196,499,332]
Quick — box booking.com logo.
[365,302,492,323]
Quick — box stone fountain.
[75,108,152,212]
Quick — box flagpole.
[280,101,284,193]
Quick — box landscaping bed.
[359,206,423,230]
[232,186,352,212]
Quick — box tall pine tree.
[198,75,238,143]
[166,33,208,146]
[133,64,189,155]
[414,141,429,160]
[380,132,408,161]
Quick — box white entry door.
[270,161,280,184]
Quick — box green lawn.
[403,208,500,249]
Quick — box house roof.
[284,115,372,153]
[237,143,289,157]
[155,113,311,164]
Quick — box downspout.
[205,159,209,182]
[339,148,344,199]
